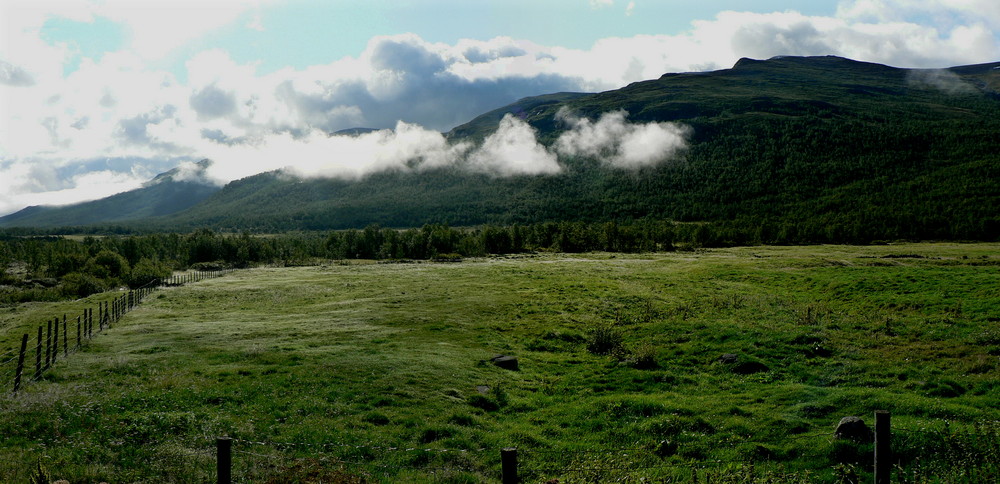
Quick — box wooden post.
[13,334,28,393]
[34,327,42,380]
[52,318,58,364]
[76,316,81,350]
[217,437,232,484]
[875,411,891,484]
[45,319,52,368]
[501,447,518,484]
[62,315,67,357]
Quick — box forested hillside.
[4,56,999,243]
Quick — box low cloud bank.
[554,109,691,168]
[906,69,978,94]
[196,111,690,184]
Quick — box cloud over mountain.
[1,1,999,216]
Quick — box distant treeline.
[1,219,995,304]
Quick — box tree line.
[2,216,995,305]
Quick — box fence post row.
[10,269,233,393]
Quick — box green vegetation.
[1,243,997,482]
[3,56,999,244]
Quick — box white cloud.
[626,1,635,17]
[907,68,977,94]
[837,0,1000,29]
[0,164,146,214]
[469,115,561,175]
[590,0,614,8]
[555,109,690,168]
[93,0,263,60]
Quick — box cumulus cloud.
[554,109,690,168]
[469,115,561,175]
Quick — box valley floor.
[1,243,998,483]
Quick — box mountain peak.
[144,159,215,187]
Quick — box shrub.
[90,250,131,278]
[127,258,172,289]
[626,343,659,369]
[586,323,624,355]
[61,272,106,298]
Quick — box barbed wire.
[232,437,488,454]
[0,353,20,366]
[0,347,18,361]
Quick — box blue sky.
[35,1,845,80]
[1,0,999,216]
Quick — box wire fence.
[1,268,236,395]
[195,415,999,483]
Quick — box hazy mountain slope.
[0,160,220,228]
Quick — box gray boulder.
[834,416,872,441]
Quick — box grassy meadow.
[1,244,998,483]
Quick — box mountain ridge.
[3,55,998,242]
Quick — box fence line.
[4,268,236,395]
[200,412,1000,484]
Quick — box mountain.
[0,160,220,228]
[445,91,590,141]
[5,56,1000,242]
[332,127,381,136]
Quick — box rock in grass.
[718,353,769,374]
[490,355,519,371]
[834,416,872,441]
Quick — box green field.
[1,244,999,483]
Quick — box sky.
[1,0,999,217]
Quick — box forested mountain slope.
[7,56,1000,242]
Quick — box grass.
[0,243,998,482]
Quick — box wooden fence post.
[875,411,891,484]
[501,447,518,484]
[217,437,232,484]
[45,319,52,368]
[13,334,28,393]
[51,318,58,364]
[34,326,42,380]
[76,316,81,350]
[62,315,67,357]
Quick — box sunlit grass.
[1,243,997,482]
